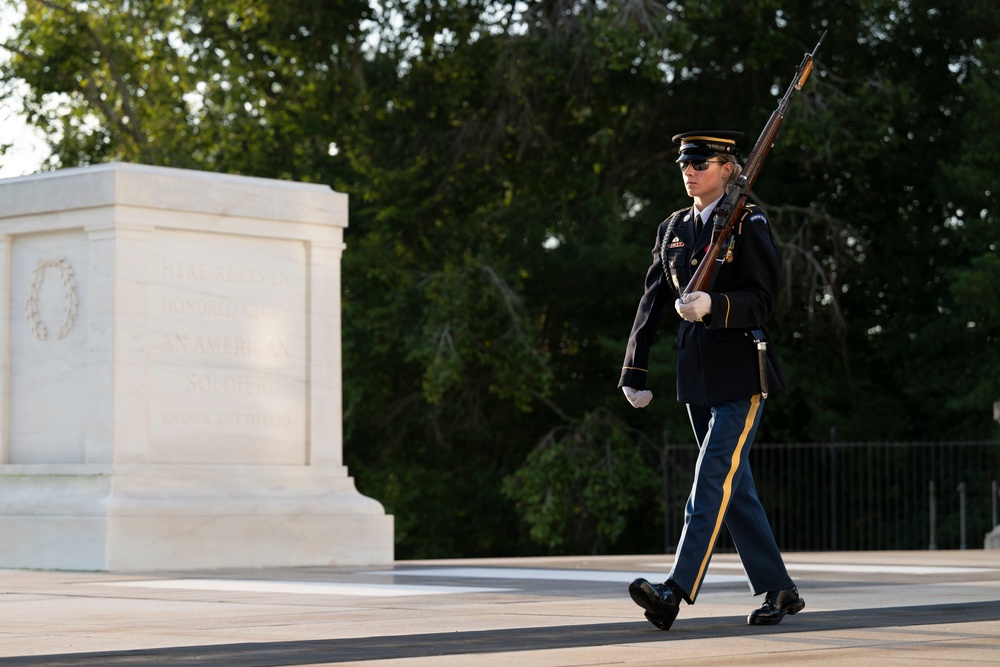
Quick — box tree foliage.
[3,0,998,557]
[501,408,659,554]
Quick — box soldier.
[619,130,804,631]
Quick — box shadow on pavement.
[3,600,998,666]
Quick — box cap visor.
[676,151,716,162]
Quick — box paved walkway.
[2,550,999,665]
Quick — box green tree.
[502,409,660,555]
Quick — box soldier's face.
[681,159,730,200]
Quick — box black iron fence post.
[993,480,998,528]
[829,428,838,551]
[929,480,937,550]
[958,482,967,550]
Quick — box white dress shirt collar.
[692,194,724,225]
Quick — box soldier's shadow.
[6,601,998,667]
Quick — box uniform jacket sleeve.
[618,216,679,390]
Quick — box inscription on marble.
[148,232,307,464]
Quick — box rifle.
[681,31,826,301]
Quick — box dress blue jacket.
[619,203,787,406]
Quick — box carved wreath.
[24,257,79,341]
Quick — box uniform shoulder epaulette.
[660,206,690,237]
[664,206,692,222]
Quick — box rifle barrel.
[680,31,826,299]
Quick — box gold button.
[690,258,698,266]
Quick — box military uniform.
[621,131,802,628]
[618,202,787,405]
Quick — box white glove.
[675,291,712,322]
[622,386,653,409]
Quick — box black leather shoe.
[628,578,681,631]
[643,610,674,630]
[747,587,805,625]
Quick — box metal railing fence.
[661,440,1000,552]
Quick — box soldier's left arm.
[702,209,781,329]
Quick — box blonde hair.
[718,154,743,192]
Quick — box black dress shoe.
[643,610,674,630]
[628,578,681,631]
[747,587,805,625]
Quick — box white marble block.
[0,163,393,570]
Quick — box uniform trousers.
[667,395,794,603]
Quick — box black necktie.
[694,212,703,238]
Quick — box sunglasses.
[678,159,725,172]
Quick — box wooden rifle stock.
[682,31,826,300]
